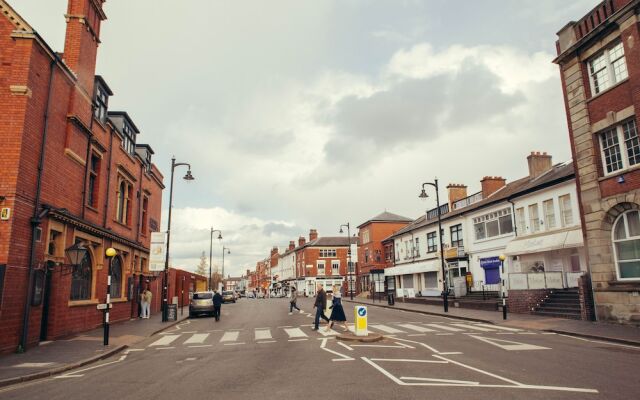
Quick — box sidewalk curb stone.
[0,316,187,389]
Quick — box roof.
[357,211,413,228]
[386,161,575,240]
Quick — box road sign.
[354,305,368,336]
[96,303,113,310]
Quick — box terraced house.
[0,0,164,353]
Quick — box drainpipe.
[136,162,144,243]
[19,57,57,352]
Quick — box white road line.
[435,333,454,336]
[401,377,479,385]
[317,328,339,336]
[469,335,550,351]
[184,333,209,344]
[496,332,515,335]
[284,328,308,338]
[408,333,426,337]
[398,324,435,333]
[288,338,308,342]
[320,338,328,348]
[337,341,354,351]
[370,324,405,334]
[352,344,410,349]
[223,342,245,346]
[156,347,175,350]
[433,354,523,386]
[425,323,464,332]
[277,325,293,328]
[257,341,276,344]
[517,332,538,335]
[474,323,522,332]
[54,375,84,379]
[451,323,495,332]
[361,357,405,385]
[369,359,447,363]
[321,347,355,361]
[393,337,441,354]
[558,334,640,349]
[220,331,239,342]
[188,345,213,348]
[149,334,180,347]
[255,329,272,340]
[437,352,462,355]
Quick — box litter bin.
[387,291,395,306]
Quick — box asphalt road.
[1,297,638,400]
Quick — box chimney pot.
[527,151,553,179]
[480,176,506,198]
[447,183,468,209]
[309,229,318,241]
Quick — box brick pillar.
[578,274,596,321]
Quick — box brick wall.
[507,289,550,314]
[579,274,596,321]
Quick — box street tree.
[195,251,207,276]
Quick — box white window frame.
[528,204,540,233]
[332,261,340,275]
[473,208,513,241]
[317,261,325,276]
[559,194,574,227]
[543,199,556,230]
[588,41,628,96]
[515,207,526,235]
[600,119,640,176]
[612,210,640,281]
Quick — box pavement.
[0,307,189,388]
[343,296,640,346]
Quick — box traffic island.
[336,332,384,342]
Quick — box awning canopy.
[384,259,440,276]
[504,228,584,256]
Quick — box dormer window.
[122,123,136,156]
[94,85,109,123]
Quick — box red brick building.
[554,0,640,323]
[0,0,165,353]
[356,212,411,294]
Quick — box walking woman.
[289,286,303,315]
[326,285,348,332]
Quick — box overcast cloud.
[11,0,596,276]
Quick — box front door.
[39,262,54,341]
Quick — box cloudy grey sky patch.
[11,0,597,276]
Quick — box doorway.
[39,262,55,341]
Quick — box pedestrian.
[326,285,348,332]
[140,286,152,319]
[212,290,223,321]
[312,283,330,330]
[289,286,303,315]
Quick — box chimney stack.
[527,151,553,179]
[480,176,506,198]
[446,183,468,209]
[298,236,306,247]
[289,241,295,251]
[309,229,318,242]
[270,246,279,256]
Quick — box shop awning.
[504,228,584,256]
[384,260,440,276]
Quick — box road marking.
[517,332,538,335]
[184,333,209,344]
[182,331,197,334]
[451,323,495,332]
[54,375,84,379]
[255,329,272,340]
[474,323,521,332]
[188,345,213,348]
[408,333,426,337]
[393,337,441,354]
[401,377,479,385]
[223,342,245,346]
[351,343,413,349]
[437,352,462,355]
[432,354,523,386]
[370,324,405,334]
[14,362,55,368]
[558,334,640,349]
[277,325,293,328]
[425,323,463,332]
[361,357,405,385]
[257,341,276,344]
[369,359,447,363]
[318,328,339,336]
[284,328,307,338]
[149,334,180,347]
[337,341,354,351]
[220,331,239,342]
[124,349,144,354]
[435,333,454,336]
[496,332,515,335]
[398,324,435,333]
[288,338,308,342]
[185,357,197,361]
[156,347,175,350]
[469,335,550,351]
[321,346,355,361]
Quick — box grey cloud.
[262,222,301,237]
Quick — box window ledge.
[599,163,640,182]
[474,233,515,244]
[110,298,129,303]
[68,299,99,307]
[112,220,132,230]
[595,281,640,292]
[85,204,99,214]
[586,77,629,103]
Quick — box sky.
[10,0,597,277]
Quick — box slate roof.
[357,211,413,228]
[385,161,575,241]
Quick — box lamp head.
[217,233,223,240]
[105,247,117,258]
[65,242,89,266]
[419,189,428,199]
[499,254,506,262]
[339,227,343,234]
[183,169,195,181]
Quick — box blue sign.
[357,307,367,317]
[480,256,501,269]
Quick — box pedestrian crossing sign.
[354,306,368,336]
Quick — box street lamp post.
[222,246,230,291]
[339,223,353,300]
[419,179,449,313]
[499,254,508,320]
[209,228,222,290]
[104,247,117,345]
[163,157,195,322]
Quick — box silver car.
[189,291,215,318]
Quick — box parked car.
[222,290,236,303]
[189,291,215,318]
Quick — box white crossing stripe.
[317,328,339,336]
[184,333,209,345]
[255,329,272,340]
[220,331,239,342]
[425,323,464,332]
[284,328,308,338]
[370,324,405,334]
[474,323,522,332]
[149,335,180,347]
[451,323,495,332]
[397,324,435,333]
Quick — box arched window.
[612,210,640,280]
[109,256,123,298]
[70,251,92,300]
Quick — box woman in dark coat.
[326,284,348,332]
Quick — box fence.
[508,271,584,290]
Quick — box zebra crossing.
[146,321,532,349]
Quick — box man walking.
[289,286,303,315]
[212,290,223,321]
[312,284,329,330]
[140,286,152,319]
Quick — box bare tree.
[196,251,207,276]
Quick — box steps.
[533,289,582,320]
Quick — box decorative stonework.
[0,0,33,32]
[9,85,32,98]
